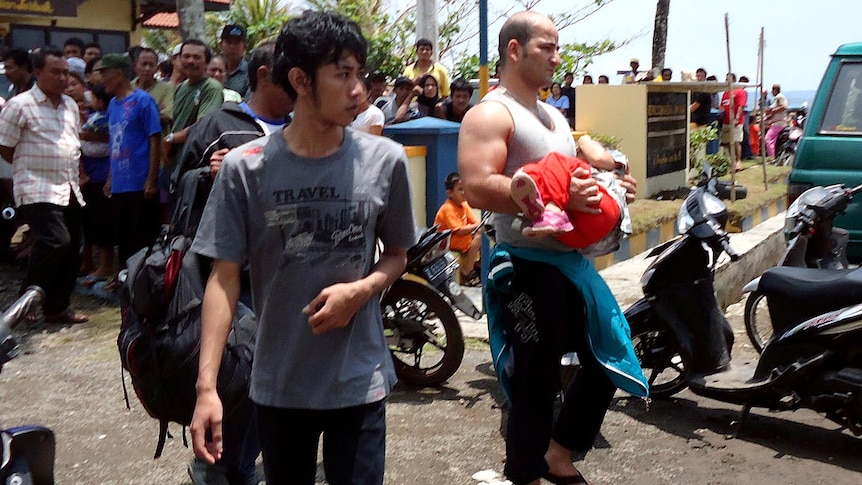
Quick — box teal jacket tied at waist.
[486,243,649,402]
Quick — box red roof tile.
[141,0,231,29]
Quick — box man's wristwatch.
[164,132,175,143]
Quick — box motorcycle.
[743,183,862,351]
[774,103,807,167]
[624,177,862,437]
[1,286,55,485]
[382,225,483,387]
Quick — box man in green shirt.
[132,47,174,132]
[163,39,223,174]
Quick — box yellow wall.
[0,0,142,45]
[404,146,427,227]
[576,85,649,199]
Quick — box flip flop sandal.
[44,309,89,324]
[543,471,591,485]
[80,274,108,287]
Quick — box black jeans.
[218,398,260,485]
[257,400,386,485]
[111,191,161,269]
[501,256,617,485]
[18,200,82,315]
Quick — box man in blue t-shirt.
[96,53,162,273]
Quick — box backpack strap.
[154,419,172,459]
[120,362,131,410]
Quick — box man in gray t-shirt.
[189,12,415,485]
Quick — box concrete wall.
[0,0,142,45]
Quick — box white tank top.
[483,88,577,251]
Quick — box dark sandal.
[80,274,108,287]
[543,471,591,485]
[44,309,89,324]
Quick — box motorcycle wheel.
[630,324,690,398]
[382,279,465,387]
[743,291,771,353]
[775,147,795,167]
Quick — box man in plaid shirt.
[0,46,89,324]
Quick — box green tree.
[306,0,414,79]
[227,0,293,48]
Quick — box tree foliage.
[306,0,414,79]
[165,0,635,82]
[227,0,292,47]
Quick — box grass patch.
[628,163,790,234]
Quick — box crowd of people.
[0,9,747,485]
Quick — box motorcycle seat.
[760,266,862,301]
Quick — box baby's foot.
[511,171,545,219]
[523,210,574,238]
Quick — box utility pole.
[176,0,206,41]
[416,0,439,60]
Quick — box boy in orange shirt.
[435,172,482,283]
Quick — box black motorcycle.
[382,226,482,387]
[774,103,807,167]
[743,183,862,351]
[625,178,862,436]
[1,286,55,485]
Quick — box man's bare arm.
[457,102,521,214]
[576,134,615,170]
[304,246,407,334]
[191,259,242,464]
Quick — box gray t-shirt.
[191,129,416,409]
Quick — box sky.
[284,0,858,92]
[523,0,859,91]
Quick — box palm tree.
[228,0,292,47]
[652,0,671,70]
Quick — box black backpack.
[118,167,256,458]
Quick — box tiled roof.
[141,0,231,29]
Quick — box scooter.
[774,103,807,167]
[625,178,862,436]
[743,183,862,351]
[1,286,56,485]
[382,225,483,387]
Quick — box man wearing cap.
[378,76,418,124]
[0,46,89,324]
[623,58,646,84]
[220,23,250,97]
[95,53,162,275]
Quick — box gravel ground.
[1,262,861,484]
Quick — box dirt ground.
[1,261,861,485]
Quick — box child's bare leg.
[462,235,481,278]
